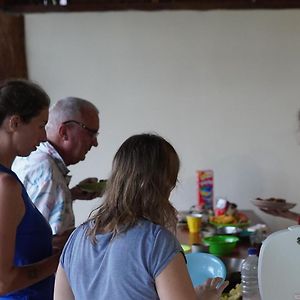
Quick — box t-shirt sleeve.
[150,228,184,278]
[59,227,80,278]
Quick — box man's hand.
[70,177,104,200]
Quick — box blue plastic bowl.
[186,252,226,286]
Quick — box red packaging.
[197,170,213,209]
[214,198,229,216]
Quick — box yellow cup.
[186,215,202,233]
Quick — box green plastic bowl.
[203,235,239,256]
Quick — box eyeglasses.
[62,120,99,138]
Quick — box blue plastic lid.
[248,247,257,255]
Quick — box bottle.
[241,247,261,300]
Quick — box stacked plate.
[251,198,296,210]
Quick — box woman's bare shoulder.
[0,172,24,214]
[0,172,21,190]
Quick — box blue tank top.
[0,164,54,300]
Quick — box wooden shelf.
[2,0,300,13]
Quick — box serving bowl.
[203,235,239,256]
[251,199,296,210]
[186,252,226,286]
[216,226,242,235]
[78,180,107,193]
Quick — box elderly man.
[12,97,101,235]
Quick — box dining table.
[176,209,265,259]
[176,209,266,292]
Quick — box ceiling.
[2,0,300,13]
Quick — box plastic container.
[203,235,239,256]
[241,248,261,300]
[186,252,226,286]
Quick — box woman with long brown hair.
[54,133,227,300]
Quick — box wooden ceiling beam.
[2,0,300,13]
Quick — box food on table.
[210,200,249,225]
[210,214,236,224]
[221,283,242,300]
[226,203,238,216]
[215,199,239,217]
[209,212,248,225]
[252,197,296,210]
[256,197,286,203]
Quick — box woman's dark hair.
[0,79,50,126]
[87,133,180,241]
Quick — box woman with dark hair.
[54,133,228,300]
[0,79,60,299]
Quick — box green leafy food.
[79,180,107,193]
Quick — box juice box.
[197,170,213,209]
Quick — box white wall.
[25,10,300,231]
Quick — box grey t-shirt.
[60,219,183,300]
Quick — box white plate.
[251,199,296,210]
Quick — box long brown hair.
[87,133,180,241]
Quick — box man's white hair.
[46,97,99,133]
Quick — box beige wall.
[25,10,300,231]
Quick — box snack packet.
[197,170,213,209]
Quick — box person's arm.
[52,227,75,251]
[155,253,197,300]
[0,175,59,295]
[155,253,228,300]
[260,208,300,222]
[54,263,75,300]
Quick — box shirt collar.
[38,141,70,177]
